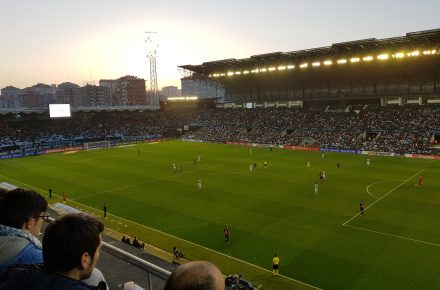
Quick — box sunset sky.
[1,0,439,90]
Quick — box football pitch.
[1,141,440,290]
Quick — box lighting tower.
[145,32,159,108]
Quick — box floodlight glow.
[394,52,404,58]
[268,67,276,71]
[377,54,389,60]
[287,65,295,69]
[213,73,220,77]
[423,50,431,55]
[312,62,321,67]
[323,60,333,66]
[277,66,286,70]
[220,73,226,76]
[363,56,373,61]
[227,72,234,76]
[235,71,241,75]
[300,63,308,68]
[243,70,249,74]
[168,96,198,101]
[350,57,360,63]
[251,69,258,73]
[260,68,267,72]
[411,51,420,56]
[432,50,437,54]
[337,59,347,64]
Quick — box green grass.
[1,141,440,289]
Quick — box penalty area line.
[344,224,440,248]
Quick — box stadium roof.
[179,28,440,76]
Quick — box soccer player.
[173,163,177,171]
[249,164,253,171]
[197,179,202,190]
[264,161,267,168]
[272,254,280,276]
[193,158,197,165]
[48,187,53,199]
[417,175,424,188]
[306,161,311,168]
[197,155,201,162]
[137,148,140,155]
[367,158,371,167]
[322,171,326,181]
[360,200,365,215]
[321,153,325,159]
[103,203,107,219]
[314,181,319,195]
[224,226,230,244]
[63,192,67,203]
[337,162,340,170]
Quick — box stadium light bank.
[167,96,198,101]
[209,49,438,78]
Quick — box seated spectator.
[164,261,224,290]
[0,212,106,290]
[0,188,48,270]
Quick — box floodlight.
[394,52,404,58]
[235,71,241,75]
[323,60,333,66]
[350,57,360,63]
[220,73,226,76]
[260,68,267,72]
[432,50,437,54]
[312,62,321,67]
[268,67,276,71]
[377,54,389,60]
[411,51,420,56]
[363,56,373,62]
[337,59,347,64]
[227,72,234,76]
[251,69,258,74]
[243,70,250,74]
[300,63,308,68]
[287,65,295,70]
[277,66,286,70]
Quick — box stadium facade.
[179,28,440,107]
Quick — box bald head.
[164,261,224,290]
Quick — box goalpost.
[84,141,111,150]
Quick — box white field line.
[344,224,440,248]
[0,173,322,290]
[365,180,405,200]
[343,169,425,226]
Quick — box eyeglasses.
[33,215,51,222]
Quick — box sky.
[0,0,439,90]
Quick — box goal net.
[84,141,111,150]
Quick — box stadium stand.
[2,103,438,156]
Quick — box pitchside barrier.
[47,203,170,290]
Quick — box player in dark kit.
[48,187,53,198]
[103,203,108,218]
[360,200,365,215]
[224,226,230,244]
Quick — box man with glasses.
[0,188,48,270]
[0,213,106,290]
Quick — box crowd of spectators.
[1,104,439,155]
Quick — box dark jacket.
[0,264,106,290]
